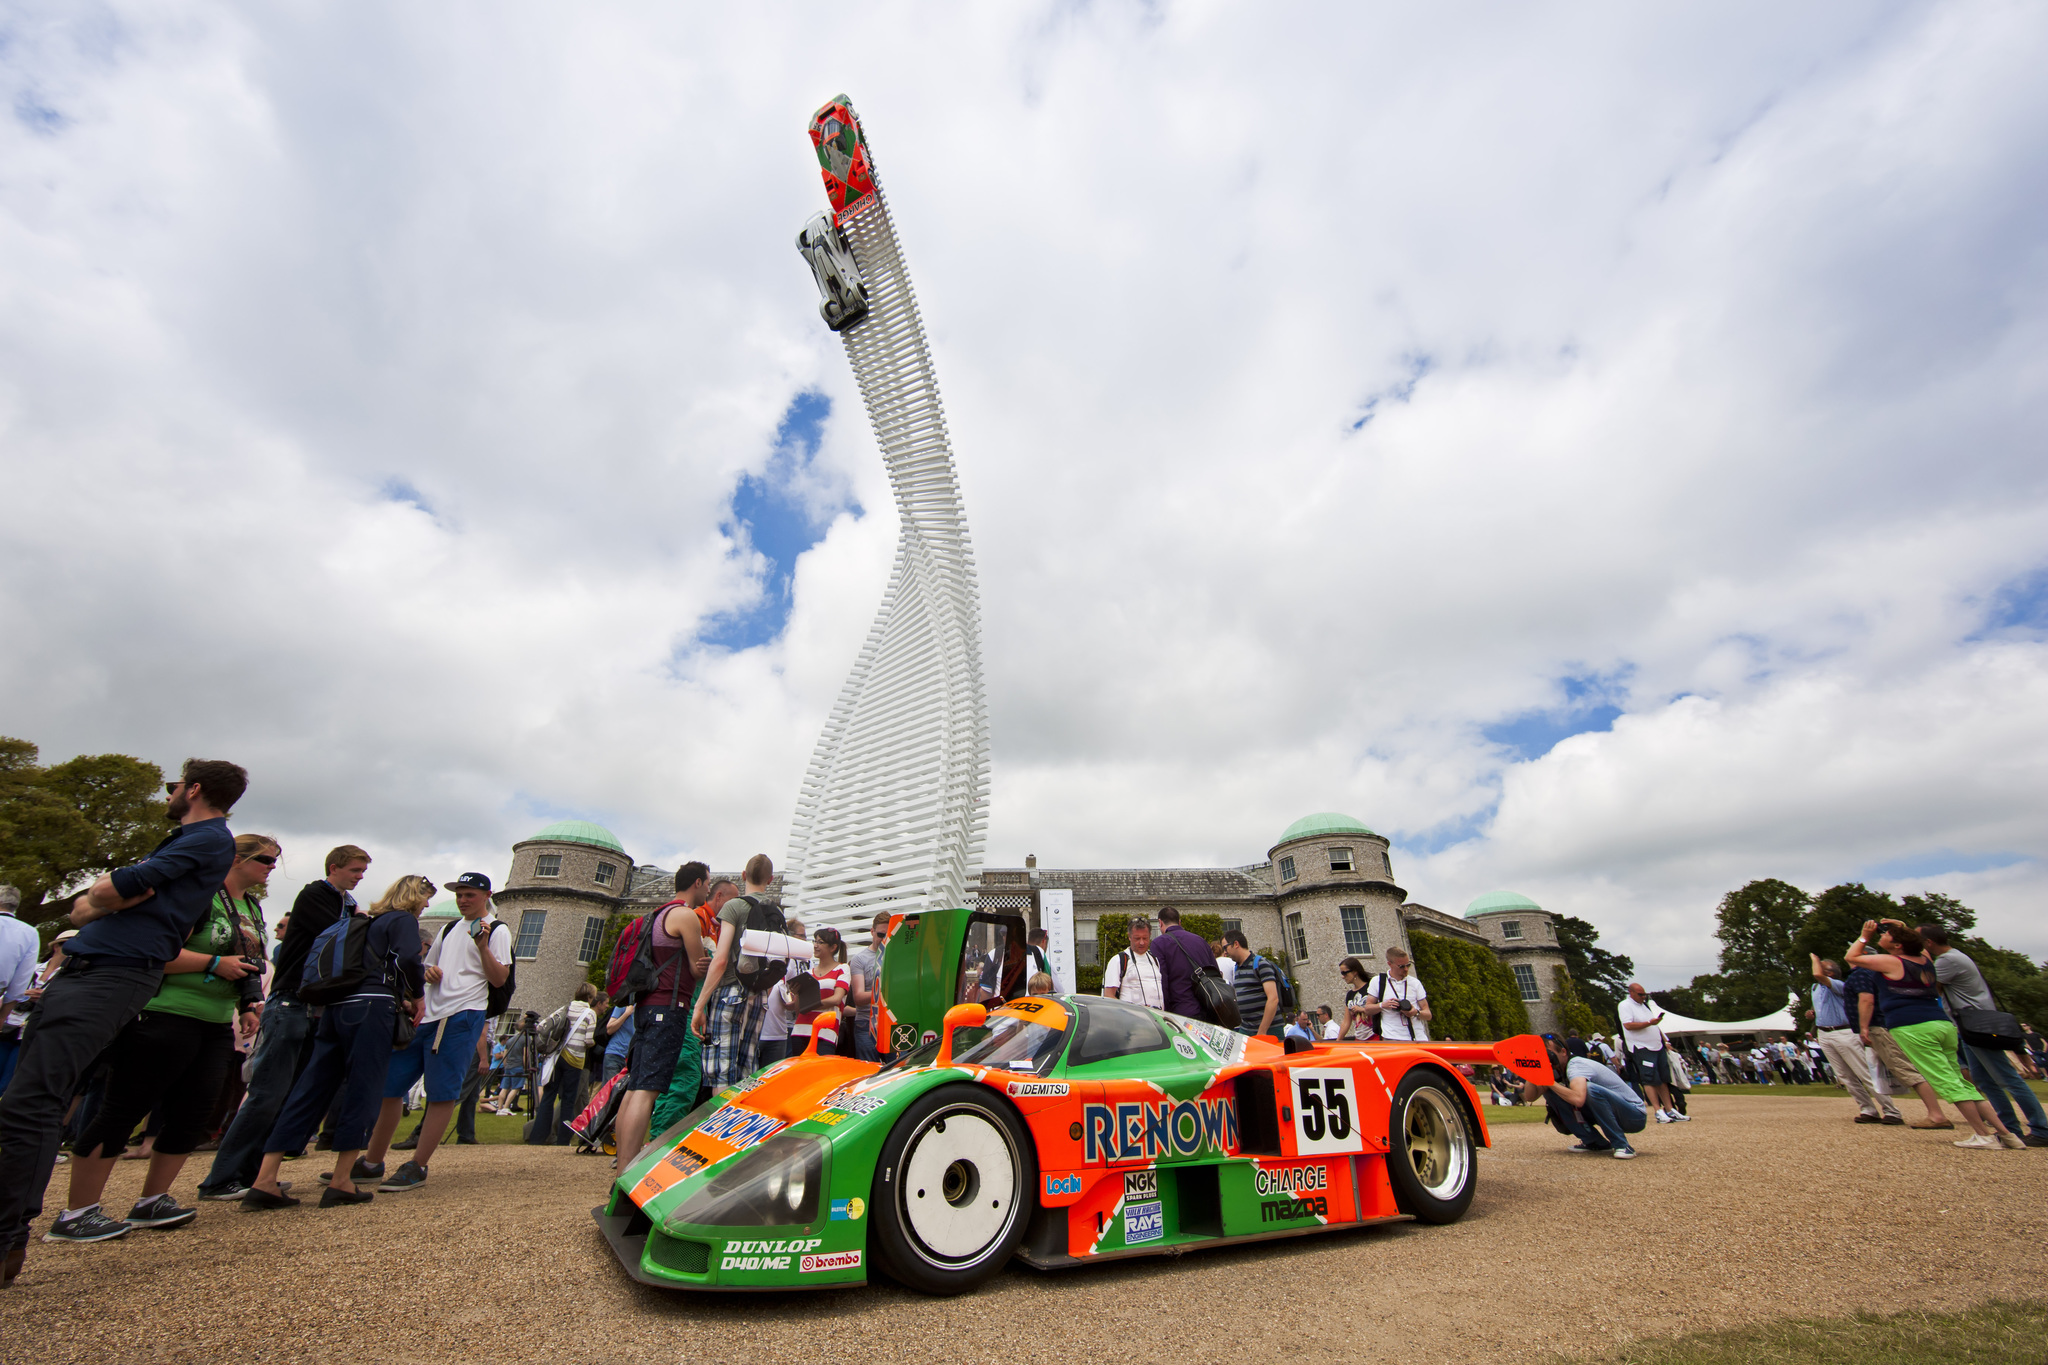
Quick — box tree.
[1554,915,1633,1025]
[1711,878,1810,1016]
[1407,933,1530,1040]
[1792,882,1898,969]
[1550,966,1608,1038]
[0,737,165,924]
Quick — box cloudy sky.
[4,2,2044,983]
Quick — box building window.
[1513,963,1541,1002]
[594,861,616,887]
[514,910,548,960]
[1500,920,1523,941]
[1278,855,1297,882]
[577,915,606,964]
[1076,924,1099,968]
[1381,852,1393,876]
[1339,906,1371,956]
[1221,918,1242,938]
[534,853,562,878]
[1329,847,1353,872]
[1286,912,1309,963]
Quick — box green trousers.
[647,978,707,1136]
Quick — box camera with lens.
[1392,998,1415,1013]
[235,959,265,1009]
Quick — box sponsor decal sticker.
[1124,1169,1158,1201]
[1006,1080,1070,1097]
[890,1023,919,1052]
[726,1237,824,1254]
[663,1147,708,1177]
[694,1106,786,1152]
[1254,1164,1329,1196]
[1006,1000,1044,1014]
[1179,1020,1248,1064]
[1260,1195,1329,1223]
[830,1197,866,1221]
[1045,1173,1083,1196]
[801,1249,863,1274]
[806,1108,849,1126]
[919,1030,939,1046]
[721,1254,791,1271]
[826,1093,887,1117]
[1123,1200,1165,1244]
[1083,1097,1239,1163]
[1290,1068,1364,1155]
[1172,1037,1199,1060]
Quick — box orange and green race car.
[594,907,1555,1295]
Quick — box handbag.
[1160,931,1241,1030]
[1956,1006,2024,1053]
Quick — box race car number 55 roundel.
[1291,1068,1364,1155]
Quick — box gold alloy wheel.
[1402,1086,1470,1198]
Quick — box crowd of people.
[3,768,2042,1284]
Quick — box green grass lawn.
[1576,1299,2048,1365]
[275,1103,569,1155]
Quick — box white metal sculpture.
[783,96,989,935]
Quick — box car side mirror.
[935,1002,987,1067]
[804,1011,840,1058]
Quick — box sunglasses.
[244,853,278,866]
[164,781,193,796]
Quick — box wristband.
[206,954,221,979]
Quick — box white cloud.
[3,3,2045,979]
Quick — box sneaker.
[200,1184,251,1202]
[1655,1111,1674,1123]
[393,1135,419,1151]
[43,1208,132,1243]
[2024,1131,2048,1148]
[319,1185,375,1208]
[1611,1147,1638,1160]
[378,1160,428,1192]
[1666,1111,1690,1122]
[1909,1118,1955,1130]
[124,1194,198,1230]
[1996,1132,2027,1150]
[1566,1142,1605,1154]
[1953,1133,2002,1150]
[316,1159,385,1187]
[1854,1113,1882,1124]
[1880,1114,1905,1125]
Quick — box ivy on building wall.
[1549,965,1611,1038]
[1406,933,1531,1040]
[587,910,631,992]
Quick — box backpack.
[534,1005,570,1056]
[1272,960,1298,1015]
[299,912,384,1005]
[730,895,789,994]
[437,916,517,1017]
[605,913,650,1001]
[614,904,694,1008]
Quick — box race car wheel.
[1386,1068,1476,1224]
[870,1084,1037,1295]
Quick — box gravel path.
[4,1094,2043,1363]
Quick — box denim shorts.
[384,1008,487,1103]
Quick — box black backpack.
[438,917,517,1017]
[299,913,383,1005]
[730,895,788,993]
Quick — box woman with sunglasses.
[47,835,277,1244]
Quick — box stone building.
[975,813,1570,1036]
[469,811,1569,1037]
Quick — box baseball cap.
[445,872,493,894]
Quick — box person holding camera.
[242,875,430,1208]
[1523,1035,1646,1159]
[360,873,510,1192]
[1364,947,1431,1043]
[43,832,276,1244]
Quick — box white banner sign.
[1040,888,1075,994]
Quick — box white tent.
[1647,993,1800,1036]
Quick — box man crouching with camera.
[1521,1033,1647,1160]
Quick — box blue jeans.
[200,997,316,1194]
[266,996,396,1154]
[1545,1089,1647,1153]
[1962,1040,2048,1135]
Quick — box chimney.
[1025,854,1037,869]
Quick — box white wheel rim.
[900,1108,1019,1264]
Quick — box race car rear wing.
[1414,1034,1555,1088]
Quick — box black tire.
[869,1084,1037,1295]
[1385,1068,1476,1224]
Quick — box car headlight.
[664,1133,824,1230]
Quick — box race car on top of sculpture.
[593,904,1557,1294]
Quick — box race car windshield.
[950,1014,1067,1076]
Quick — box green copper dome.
[1465,890,1542,919]
[1277,812,1377,844]
[526,820,626,855]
